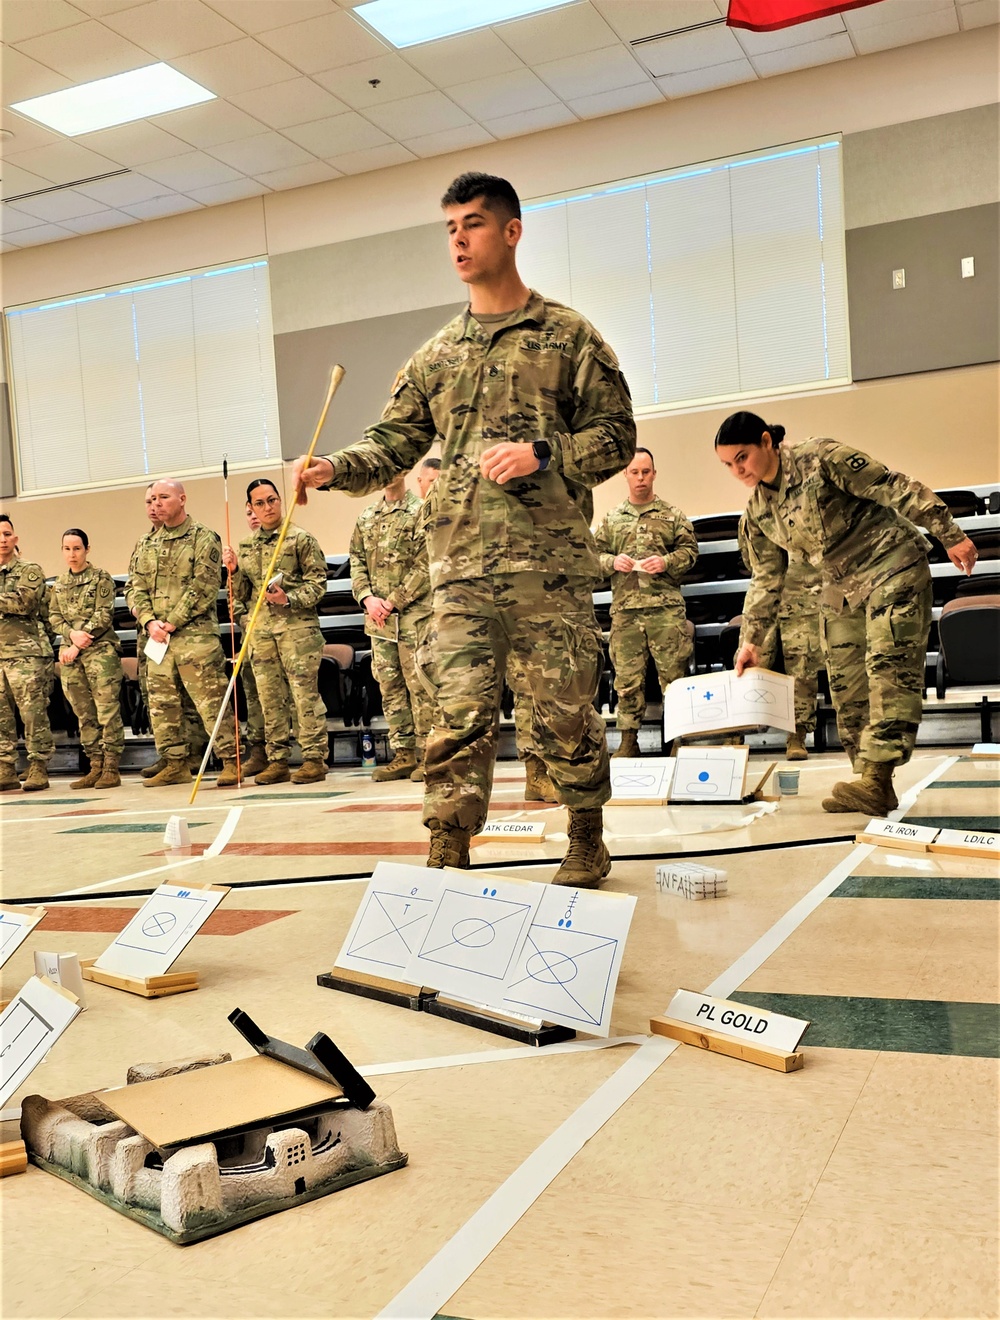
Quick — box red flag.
[727,0,883,31]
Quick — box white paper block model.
[163,816,190,849]
[656,863,728,900]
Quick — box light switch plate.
[892,268,905,289]
[962,256,975,278]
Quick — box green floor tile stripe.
[924,780,1000,790]
[903,815,1000,832]
[60,821,212,835]
[735,992,1000,1057]
[1,797,98,806]
[832,875,1000,900]
[236,791,349,800]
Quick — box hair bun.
[768,424,786,447]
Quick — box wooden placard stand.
[0,1139,27,1177]
[81,960,199,999]
[318,966,576,1047]
[650,1015,804,1073]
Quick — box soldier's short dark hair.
[62,527,89,549]
[0,513,12,529]
[421,457,441,471]
[441,172,521,223]
[715,411,786,448]
[630,447,656,469]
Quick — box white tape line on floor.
[361,1034,649,1078]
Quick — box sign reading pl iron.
[666,988,809,1053]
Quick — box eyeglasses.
[250,496,280,509]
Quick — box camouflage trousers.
[760,610,823,735]
[609,606,692,731]
[0,656,54,764]
[59,643,124,759]
[422,573,610,834]
[820,561,932,766]
[508,654,541,760]
[139,649,206,755]
[145,630,237,761]
[249,629,327,763]
[372,616,434,751]
[241,657,265,745]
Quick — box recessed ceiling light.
[11,64,215,137]
[354,0,579,48]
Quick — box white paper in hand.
[144,636,168,665]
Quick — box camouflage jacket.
[0,557,50,659]
[49,564,121,653]
[128,515,224,637]
[350,492,428,636]
[321,291,636,586]
[125,528,157,617]
[234,523,326,638]
[593,497,698,614]
[740,438,965,647]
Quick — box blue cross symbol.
[703,691,714,702]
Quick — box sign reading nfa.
[665,988,810,1053]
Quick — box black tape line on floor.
[4,835,855,905]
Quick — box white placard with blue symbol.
[93,882,228,980]
[663,668,795,743]
[670,746,750,803]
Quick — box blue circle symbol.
[490,888,497,896]
[566,920,572,928]
[482,888,489,895]
[698,771,710,782]
[558,918,565,926]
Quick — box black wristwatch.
[532,440,551,472]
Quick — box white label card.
[0,976,81,1109]
[0,906,45,971]
[930,828,1000,856]
[143,637,168,665]
[475,820,547,839]
[94,883,228,980]
[666,988,809,1053]
[335,862,442,978]
[861,818,939,845]
[970,744,1000,758]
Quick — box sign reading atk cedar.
[666,988,810,1054]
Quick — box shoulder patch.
[847,454,867,472]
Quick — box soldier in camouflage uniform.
[127,486,207,778]
[350,474,433,782]
[226,503,267,777]
[49,528,124,789]
[296,172,635,885]
[128,480,241,788]
[594,447,697,757]
[225,479,328,785]
[718,411,977,815]
[0,516,54,792]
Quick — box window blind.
[4,258,280,496]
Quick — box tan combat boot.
[372,749,417,782]
[242,743,268,777]
[822,759,897,815]
[410,764,425,782]
[189,747,209,774]
[524,752,558,802]
[22,760,50,792]
[291,759,327,784]
[426,818,471,869]
[141,756,168,779]
[95,753,121,789]
[612,729,641,759]
[215,759,242,788]
[552,808,611,888]
[255,761,290,785]
[71,755,103,790]
[0,762,20,792]
[785,733,809,761]
[144,758,191,787]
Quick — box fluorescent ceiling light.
[355,0,578,48]
[11,64,215,137]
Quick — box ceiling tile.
[60,208,138,233]
[186,177,269,203]
[64,0,144,14]
[256,11,388,73]
[655,56,756,96]
[751,31,855,74]
[282,110,391,155]
[636,24,745,76]
[497,2,619,62]
[399,28,524,85]
[6,188,108,223]
[2,0,86,44]
[593,0,721,43]
[0,241,22,252]
[401,123,494,160]
[13,21,154,82]
[138,149,244,189]
[150,100,267,148]
[204,0,335,34]
[77,171,174,204]
[100,1,246,58]
[313,53,434,108]
[0,162,52,199]
[208,130,317,171]
[228,76,348,127]
[535,44,647,99]
[365,90,472,138]
[568,79,664,117]
[120,194,204,218]
[1,45,74,101]
[172,37,301,95]
[959,0,1000,27]
[1,203,50,235]
[482,102,578,140]
[75,121,192,166]
[849,7,959,52]
[2,140,119,185]
[5,221,76,245]
[325,141,416,173]
[447,68,560,121]
[844,0,953,29]
[1,110,65,159]
[254,159,342,188]
[733,13,845,54]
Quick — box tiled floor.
[1,748,997,1319]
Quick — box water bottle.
[360,730,376,769]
